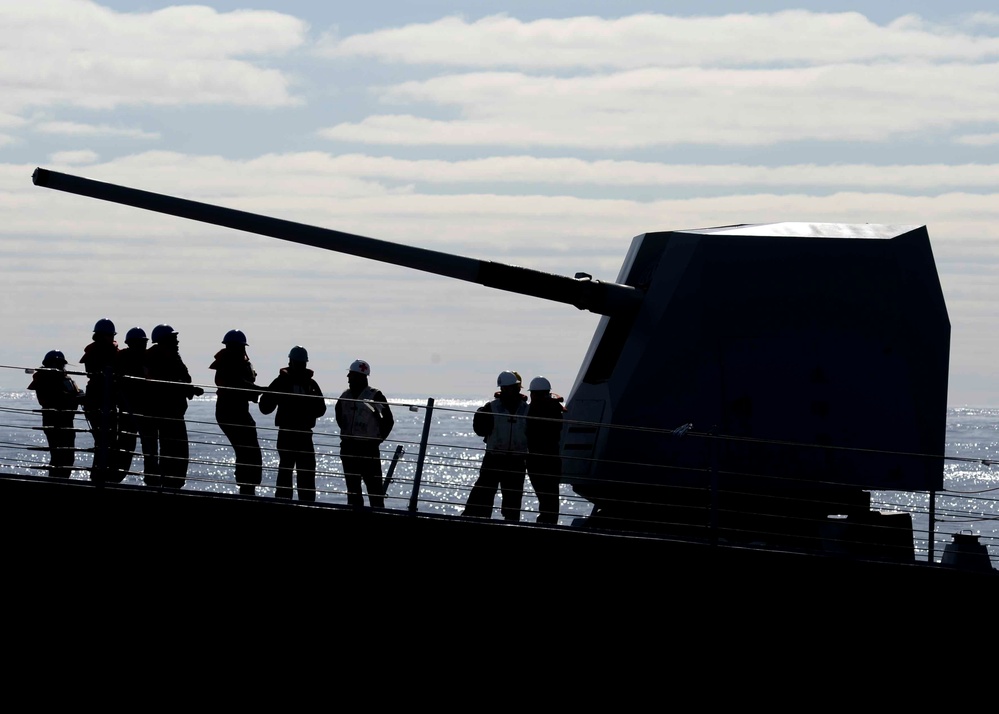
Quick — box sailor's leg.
[274,429,294,499]
[142,418,162,488]
[528,453,561,525]
[116,414,137,479]
[296,432,317,502]
[221,413,262,496]
[361,453,385,509]
[340,452,365,507]
[44,415,74,479]
[462,453,501,518]
[86,406,118,483]
[239,426,263,496]
[159,417,189,489]
[51,421,76,479]
[498,455,526,522]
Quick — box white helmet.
[497,370,521,388]
[349,359,371,376]
[288,345,309,362]
[529,376,551,391]
[223,329,247,346]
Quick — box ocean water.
[883,406,999,565]
[1,391,996,566]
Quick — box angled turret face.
[564,223,950,513]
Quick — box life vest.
[339,386,384,439]
[28,369,82,411]
[485,398,529,453]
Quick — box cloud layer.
[2,5,998,403]
[317,12,999,148]
[0,0,306,117]
[320,62,999,147]
[320,12,999,68]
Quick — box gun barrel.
[32,168,641,317]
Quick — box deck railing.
[1,362,997,569]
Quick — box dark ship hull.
[2,471,993,598]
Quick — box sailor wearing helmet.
[80,317,120,482]
[259,346,327,501]
[461,370,530,522]
[27,350,84,479]
[334,359,394,508]
[115,326,153,479]
[143,324,203,489]
[526,376,564,525]
[210,329,263,496]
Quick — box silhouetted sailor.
[210,329,263,496]
[259,346,327,502]
[143,324,203,489]
[462,370,530,522]
[115,326,152,479]
[27,350,84,479]
[80,317,119,482]
[526,376,564,525]
[335,359,394,508]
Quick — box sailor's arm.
[472,403,494,438]
[375,390,394,440]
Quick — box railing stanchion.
[928,489,936,564]
[709,425,718,545]
[409,397,434,513]
[94,365,114,486]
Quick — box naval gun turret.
[33,168,950,555]
[566,222,948,553]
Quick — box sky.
[1,0,998,403]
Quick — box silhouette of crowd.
[28,318,564,523]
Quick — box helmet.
[288,345,309,362]
[222,329,247,346]
[93,318,116,335]
[42,350,67,368]
[497,370,521,388]
[150,324,178,343]
[125,327,147,343]
[529,376,551,391]
[348,359,371,376]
